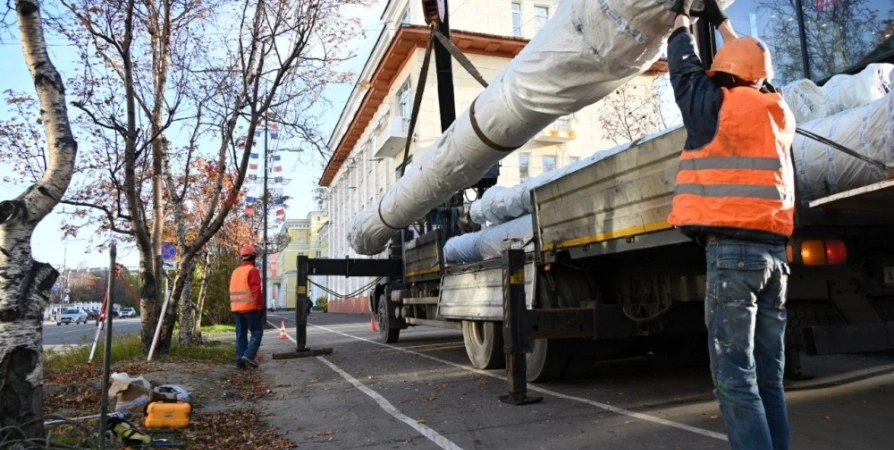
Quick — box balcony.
[374,114,411,159]
[534,116,577,143]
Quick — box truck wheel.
[377,294,400,344]
[527,338,567,382]
[462,321,505,370]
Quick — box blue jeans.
[705,238,790,450]
[235,311,263,366]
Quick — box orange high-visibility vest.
[668,86,796,237]
[229,265,258,313]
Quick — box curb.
[783,363,894,392]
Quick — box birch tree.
[1,0,369,354]
[0,0,77,439]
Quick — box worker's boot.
[240,356,259,369]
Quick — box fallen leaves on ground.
[221,368,272,401]
[45,360,151,386]
[43,384,101,415]
[185,408,294,449]
[307,430,336,439]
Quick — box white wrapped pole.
[347,0,730,255]
[444,215,535,264]
[794,90,894,201]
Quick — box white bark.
[1,0,78,438]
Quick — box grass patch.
[44,333,235,382]
[201,323,236,333]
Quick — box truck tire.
[527,338,567,382]
[377,294,400,344]
[462,321,505,370]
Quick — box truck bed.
[533,128,686,260]
[533,128,894,261]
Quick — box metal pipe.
[262,115,269,321]
[794,0,812,79]
[99,243,117,450]
[147,275,171,361]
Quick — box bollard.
[500,248,542,405]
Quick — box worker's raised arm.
[667,20,722,150]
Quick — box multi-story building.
[321,0,667,313]
[271,211,329,309]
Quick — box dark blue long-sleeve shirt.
[668,27,723,151]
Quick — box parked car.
[120,307,137,318]
[86,309,99,320]
[57,308,88,325]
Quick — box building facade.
[321,0,667,313]
[271,211,329,309]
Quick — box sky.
[0,0,389,270]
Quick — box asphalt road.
[262,312,894,450]
[43,318,143,348]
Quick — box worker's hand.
[669,0,694,17]
[702,0,729,28]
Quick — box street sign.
[162,243,177,261]
[162,261,176,272]
[52,284,60,291]
[64,288,71,294]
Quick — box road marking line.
[306,321,728,442]
[266,321,465,450]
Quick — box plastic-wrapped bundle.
[821,63,893,115]
[470,126,682,225]
[444,215,534,263]
[347,0,734,255]
[794,90,894,201]
[782,79,828,123]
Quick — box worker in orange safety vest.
[230,244,264,369]
[665,1,796,449]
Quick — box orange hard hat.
[707,37,774,82]
[240,245,257,257]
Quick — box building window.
[518,152,530,181]
[316,251,322,257]
[542,155,557,174]
[396,79,412,119]
[533,5,549,34]
[402,6,411,25]
[511,3,522,37]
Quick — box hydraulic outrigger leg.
[272,255,333,359]
[500,249,542,405]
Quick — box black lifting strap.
[431,27,490,88]
[431,27,522,153]
[377,27,436,231]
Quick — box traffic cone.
[369,314,378,333]
[278,321,287,340]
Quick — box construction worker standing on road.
[665,1,796,449]
[230,244,264,369]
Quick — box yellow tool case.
[143,401,192,428]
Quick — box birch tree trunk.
[192,251,212,339]
[176,261,197,345]
[0,0,78,439]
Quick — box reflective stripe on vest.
[229,265,258,313]
[667,86,796,237]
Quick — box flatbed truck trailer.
[288,3,894,399]
[292,126,894,392]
